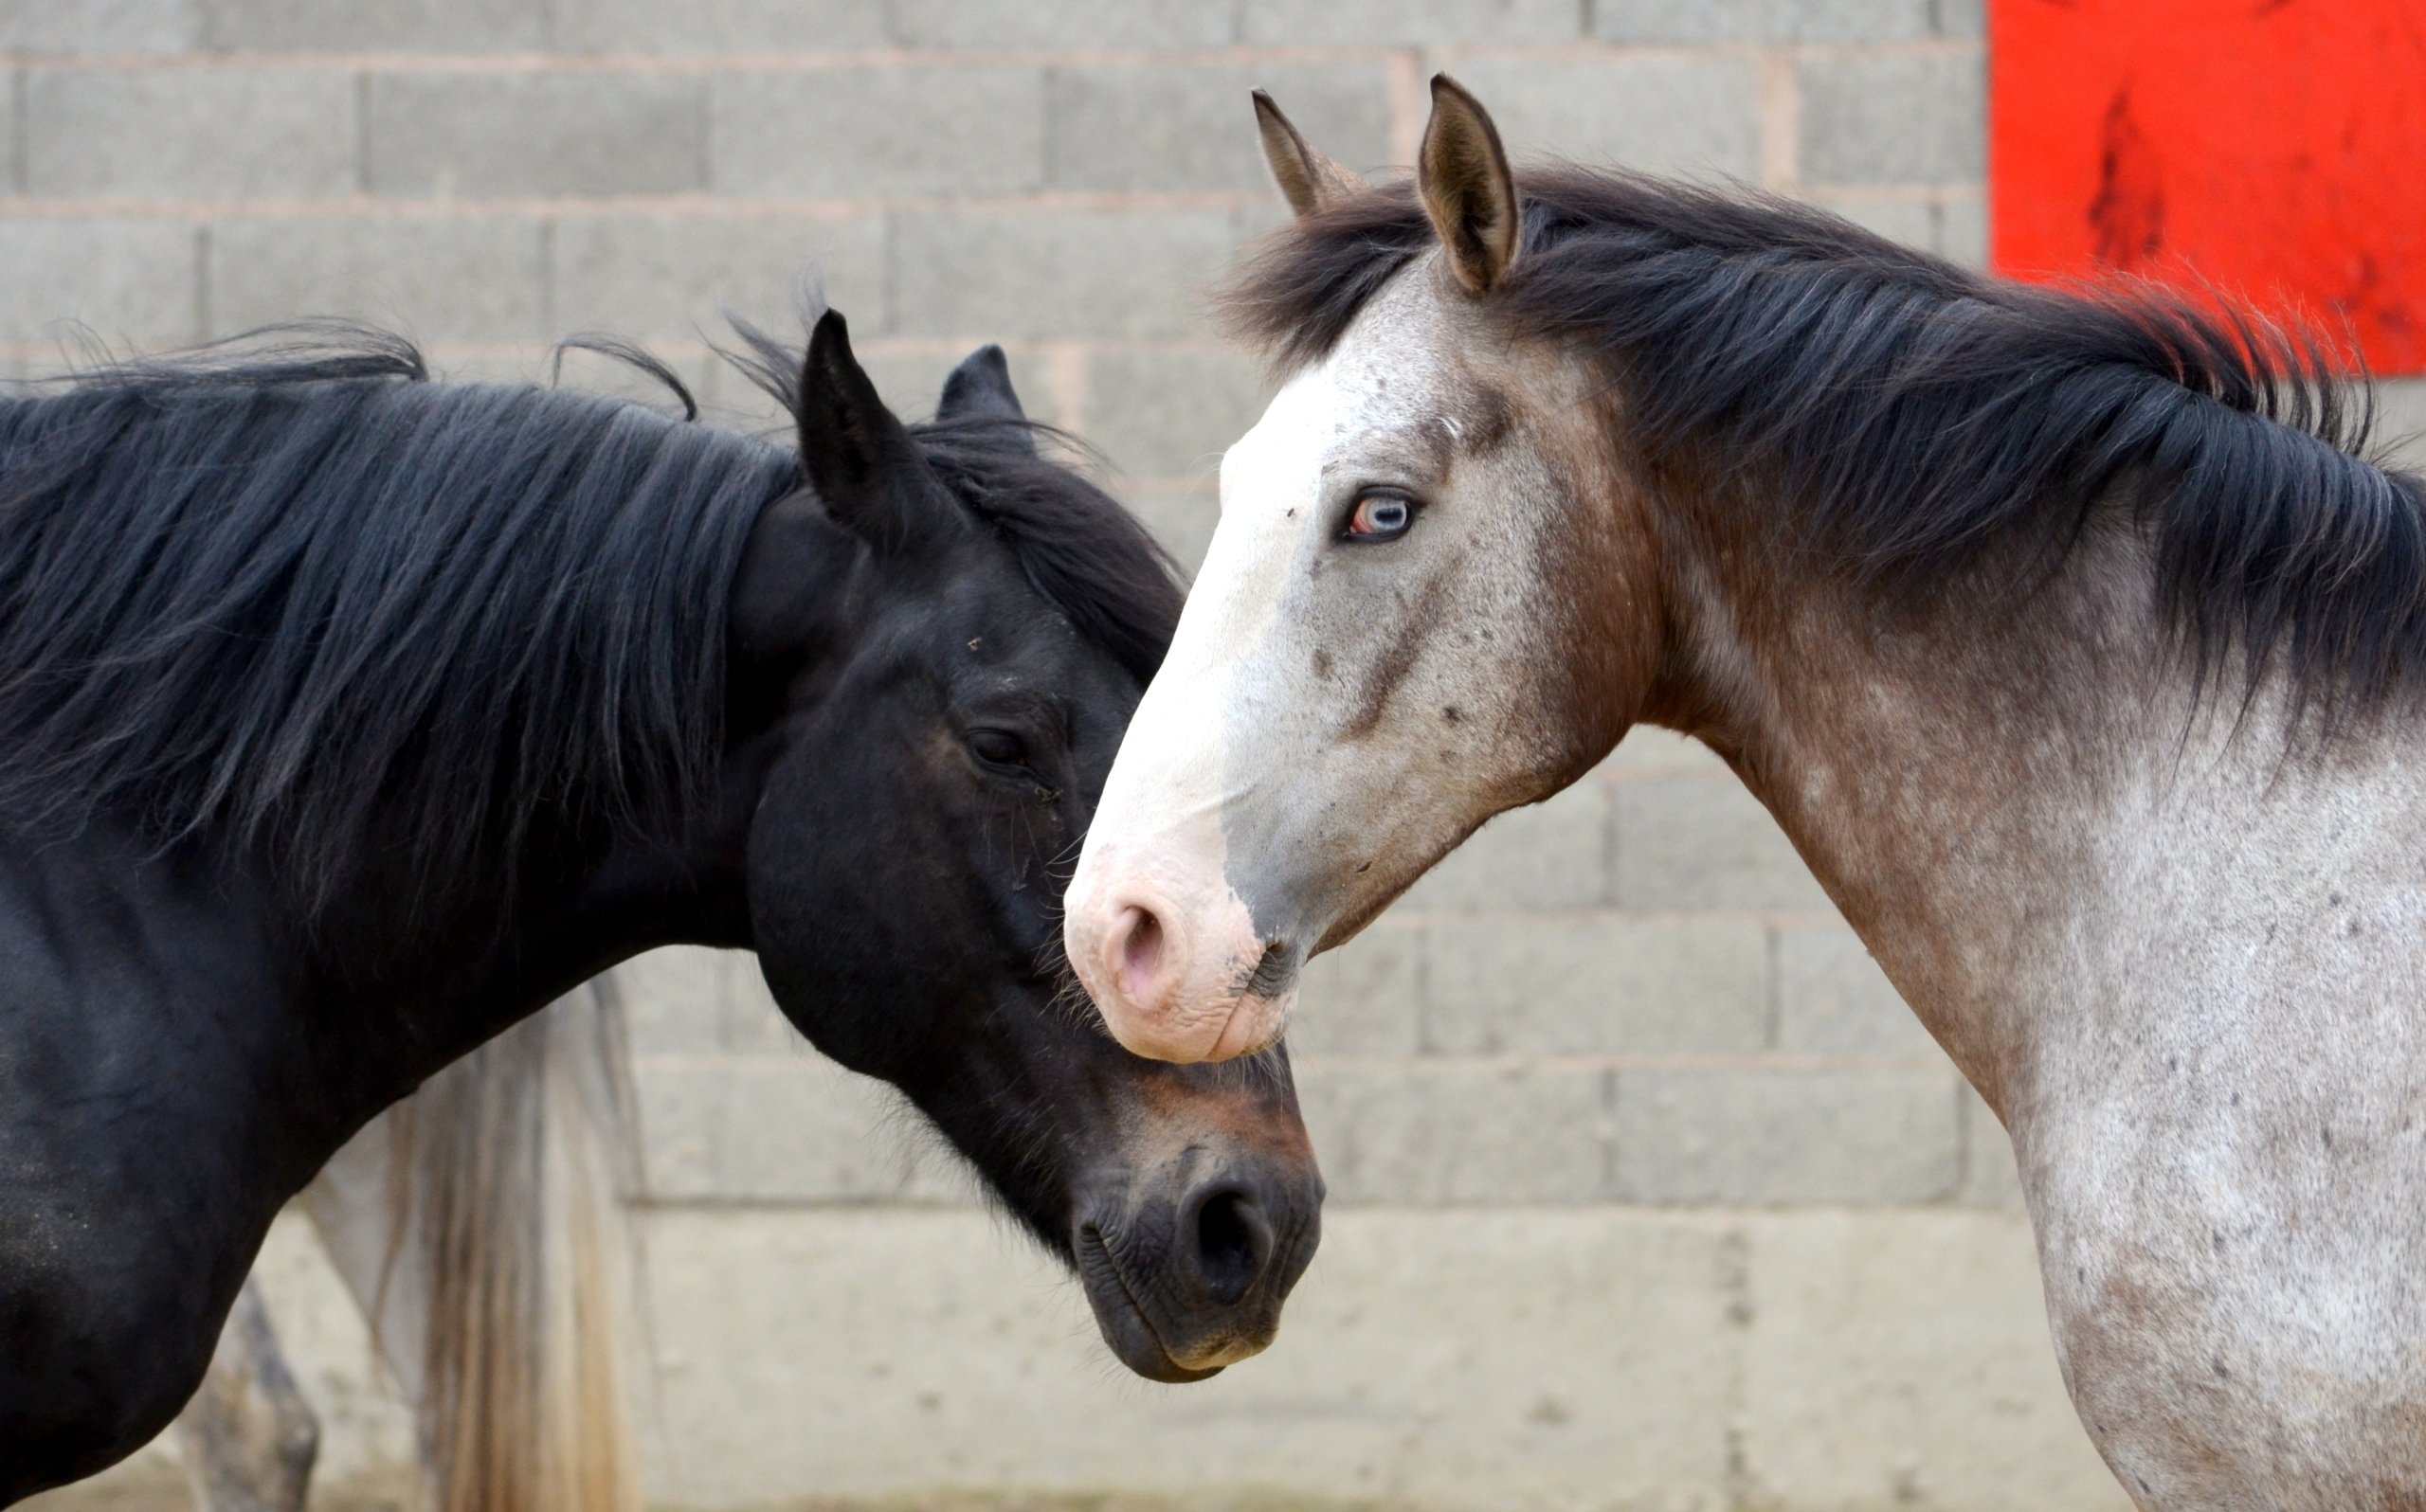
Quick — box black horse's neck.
[291,493,872,1134]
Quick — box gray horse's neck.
[1671,512,2423,1101]
[1659,507,2426,1506]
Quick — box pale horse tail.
[383,979,645,1512]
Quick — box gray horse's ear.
[1253,89,1365,219]
[1418,74,1520,295]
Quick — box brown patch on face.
[1461,382,1515,456]
[1503,354,1666,787]
[1312,647,1334,681]
[1411,379,1512,479]
[1124,1050,1315,1161]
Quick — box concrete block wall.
[25,2,2392,1508]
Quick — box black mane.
[0,321,1177,912]
[1225,168,2426,717]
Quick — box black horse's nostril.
[1190,1187,1275,1307]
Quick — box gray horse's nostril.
[1116,904,1166,1003]
[1190,1187,1274,1307]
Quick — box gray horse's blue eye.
[1346,492,1415,541]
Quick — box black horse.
[0,309,1322,1501]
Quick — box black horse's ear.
[1418,74,1520,296]
[936,343,1037,455]
[1253,89,1365,219]
[797,308,940,554]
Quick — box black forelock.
[1223,166,2426,724]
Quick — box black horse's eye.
[967,728,1031,771]
[1345,490,1417,542]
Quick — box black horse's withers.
[0,312,1322,1500]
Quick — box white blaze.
[1067,361,1345,1062]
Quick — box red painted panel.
[1991,0,2426,372]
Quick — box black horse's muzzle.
[1071,1130,1323,1382]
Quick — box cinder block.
[1961,1083,2027,1208]
[1934,0,1986,38]
[1047,62,1394,194]
[636,1055,926,1201]
[368,74,705,199]
[1593,0,1931,44]
[553,0,889,53]
[1776,924,1936,1057]
[1124,483,1220,572]
[199,0,543,50]
[1436,55,1761,180]
[852,340,1072,428]
[1942,191,1988,265]
[1608,724,1728,775]
[0,73,14,194]
[1426,915,1769,1055]
[636,1208,1740,1506]
[712,67,1044,198]
[208,215,548,344]
[852,345,969,423]
[715,949,809,1054]
[26,68,355,199]
[608,944,807,1057]
[888,0,1234,47]
[1402,779,1611,911]
[552,210,889,343]
[1294,1059,1609,1204]
[1740,1211,2128,1510]
[1806,191,1938,254]
[437,344,740,434]
[2379,379,2426,468]
[1288,917,1421,1056]
[1244,0,1579,44]
[1230,193,1292,248]
[0,0,193,53]
[1081,346,1267,482]
[462,338,725,418]
[1800,50,1987,188]
[697,351,801,434]
[610,945,731,1056]
[1615,775,1834,912]
[407,346,553,390]
[893,207,1236,339]
[1613,1066,1963,1203]
[0,217,198,346]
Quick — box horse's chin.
[1073,1227,1239,1383]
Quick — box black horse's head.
[724,312,1320,1381]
